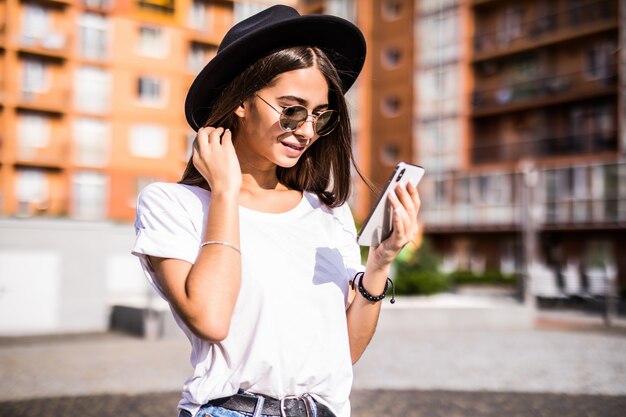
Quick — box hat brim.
[185,14,366,131]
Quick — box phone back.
[357,162,424,247]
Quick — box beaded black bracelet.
[351,272,396,304]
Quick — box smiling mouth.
[280,141,307,151]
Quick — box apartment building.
[418,0,625,292]
[0,0,233,221]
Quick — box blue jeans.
[179,404,256,417]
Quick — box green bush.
[448,270,517,285]
[392,238,449,295]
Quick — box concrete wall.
[0,218,150,336]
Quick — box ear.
[234,101,246,118]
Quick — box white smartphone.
[356,162,425,247]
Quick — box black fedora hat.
[184,5,366,131]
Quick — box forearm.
[346,252,392,364]
[182,192,241,339]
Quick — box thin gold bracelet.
[200,240,241,254]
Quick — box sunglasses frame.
[255,94,339,136]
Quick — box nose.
[293,117,317,142]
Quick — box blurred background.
[0,0,624,335]
[0,0,625,416]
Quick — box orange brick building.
[0,0,233,221]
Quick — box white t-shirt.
[132,182,365,417]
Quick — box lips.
[280,140,307,152]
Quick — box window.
[585,41,617,82]
[188,0,210,30]
[381,47,401,69]
[418,65,460,118]
[79,13,108,60]
[381,0,402,21]
[419,9,460,66]
[72,171,108,219]
[381,143,400,166]
[16,170,48,206]
[74,118,110,166]
[137,76,166,106]
[84,0,112,9]
[75,66,110,113]
[137,25,168,58]
[188,43,217,73]
[16,169,49,216]
[21,4,49,41]
[381,95,401,117]
[129,124,168,158]
[21,59,49,94]
[497,6,524,46]
[18,113,50,158]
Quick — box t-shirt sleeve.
[132,183,200,265]
[333,203,366,279]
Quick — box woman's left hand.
[370,182,421,267]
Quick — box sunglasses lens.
[315,111,339,136]
[280,106,309,131]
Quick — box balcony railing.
[19,89,71,113]
[137,0,175,14]
[17,32,71,56]
[421,162,626,229]
[472,131,618,165]
[472,67,617,113]
[473,0,617,57]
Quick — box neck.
[240,163,282,192]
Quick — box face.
[233,66,330,170]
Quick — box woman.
[132,5,420,417]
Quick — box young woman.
[132,5,420,417]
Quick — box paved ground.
[1,390,626,417]
[1,296,625,416]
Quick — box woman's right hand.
[192,127,242,195]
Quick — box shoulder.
[137,182,209,214]
[303,192,355,225]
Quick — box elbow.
[186,313,232,342]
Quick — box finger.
[387,192,408,238]
[208,127,224,145]
[395,184,417,220]
[407,183,421,213]
[221,128,232,146]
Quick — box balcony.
[421,162,626,231]
[17,32,72,58]
[472,131,618,165]
[28,0,72,7]
[473,0,618,61]
[472,68,617,116]
[82,0,114,12]
[137,0,175,14]
[16,143,69,168]
[18,89,71,114]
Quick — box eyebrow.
[277,95,329,111]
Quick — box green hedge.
[448,270,517,286]
[392,239,450,295]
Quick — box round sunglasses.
[255,94,340,136]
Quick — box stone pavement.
[1,295,625,416]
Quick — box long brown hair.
[179,46,366,208]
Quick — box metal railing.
[472,67,617,111]
[473,0,617,55]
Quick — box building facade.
[418,0,625,293]
[0,0,233,222]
